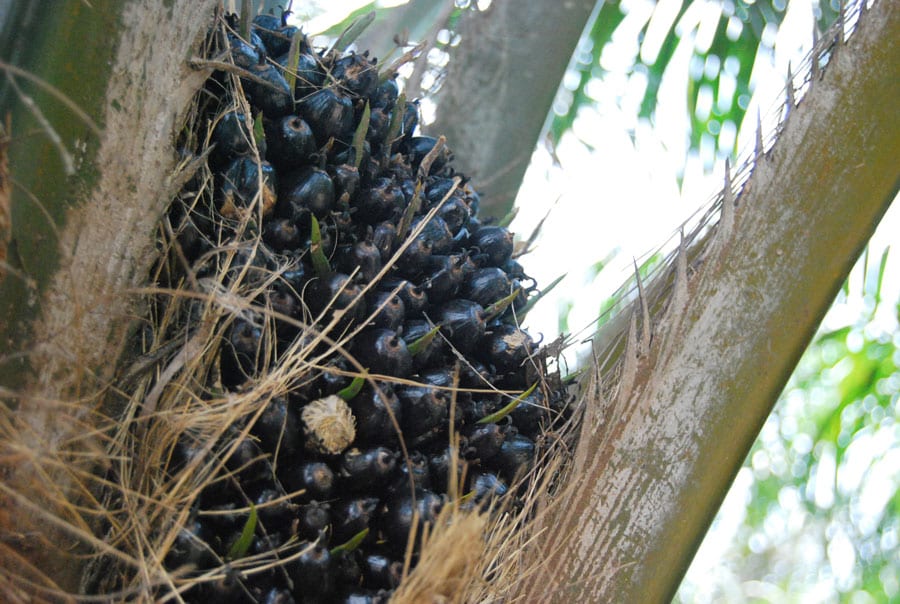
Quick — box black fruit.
[217,156,278,218]
[298,88,355,146]
[158,10,572,600]
[265,115,316,169]
[278,166,335,219]
[351,328,412,378]
[434,299,486,353]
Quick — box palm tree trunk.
[0,0,215,594]
[430,0,598,219]
[514,2,899,600]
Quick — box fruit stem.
[240,0,253,41]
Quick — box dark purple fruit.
[297,501,331,540]
[372,221,397,262]
[333,549,364,588]
[291,51,325,97]
[211,111,252,167]
[288,541,334,600]
[462,267,512,308]
[404,136,452,175]
[365,290,405,331]
[355,177,405,223]
[508,388,549,437]
[244,56,294,118]
[262,587,296,604]
[351,328,412,378]
[382,279,427,317]
[315,356,352,397]
[424,177,457,204]
[468,471,509,503]
[264,115,316,169]
[280,460,335,500]
[459,359,493,389]
[222,433,270,485]
[400,99,419,142]
[490,431,535,481]
[252,13,301,57]
[337,240,383,283]
[306,273,366,323]
[254,486,296,526]
[401,319,446,371]
[472,226,515,267]
[396,237,433,277]
[340,447,397,492]
[434,299,485,354]
[436,196,471,236]
[269,282,300,329]
[334,497,379,542]
[419,254,468,302]
[362,554,403,589]
[228,30,263,70]
[347,383,402,445]
[250,529,287,557]
[411,215,453,255]
[278,166,335,219]
[298,88,354,145]
[280,261,308,292]
[263,217,302,251]
[220,319,264,388]
[462,422,505,461]
[217,156,278,218]
[428,446,464,491]
[392,450,431,494]
[366,106,391,146]
[332,51,378,98]
[164,517,216,570]
[329,163,360,204]
[371,77,399,110]
[250,396,301,461]
[480,324,535,373]
[418,367,456,389]
[340,590,393,604]
[397,384,449,437]
[382,490,444,554]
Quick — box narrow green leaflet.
[337,373,367,401]
[478,383,538,424]
[227,504,258,560]
[309,215,332,278]
[330,528,369,555]
[332,11,376,53]
[518,273,566,320]
[408,324,441,357]
[285,31,304,93]
[352,102,371,169]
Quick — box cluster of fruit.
[161,10,568,603]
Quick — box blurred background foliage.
[550,0,839,171]
[287,0,896,599]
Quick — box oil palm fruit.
[159,8,570,602]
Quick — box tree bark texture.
[0,1,215,596]
[430,0,598,219]
[515,2,899,601]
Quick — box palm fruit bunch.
[158,8,569,603]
